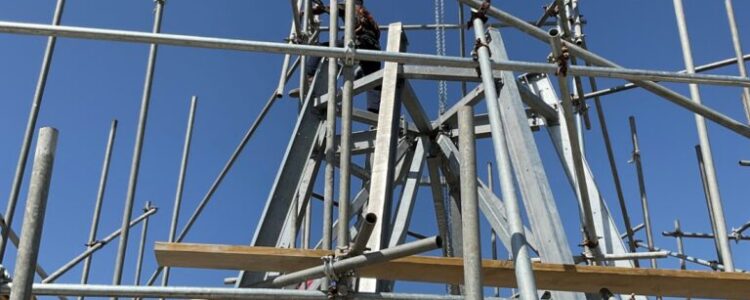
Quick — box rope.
[434,0,448,114]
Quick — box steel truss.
[1,0,749,299]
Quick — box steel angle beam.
[360,22,407,292]
[457,0,750,139]
[434,85,486,130]
[237,79,326,287]
[435,134,538,253]
[485,27,578,271]
[388,137,427,247]
[401,81,432,133]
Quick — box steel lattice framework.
[1,0,749,299]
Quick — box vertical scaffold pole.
[723,0,750,123]
[487,162,500,297]
[113,0,166,287]
[162,96,197,289]
[673,0,734,272]
[80,120,118,295]
[0,0,65,263]
[134,201,151,285]
[629,116,656,269]
[471,13,538,298]
[10,127,58,300]
[458,105,482,300]
[322,0,339,262]
[338,0,355,251]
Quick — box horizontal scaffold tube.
[0,284,510,300]
[0,21,747,88]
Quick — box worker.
[289,0,382,113]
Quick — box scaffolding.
[1,0,750,299]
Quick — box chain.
[434,0,448,114]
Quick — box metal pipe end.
[434,236,443,249]
[364,212,377,224]
[548,27,561,38]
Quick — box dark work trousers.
[305,40,382,112]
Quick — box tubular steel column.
[134,202,151,285]
[113,0,165,287]
[472,15,538,298]
[724,0,750,123]
[162,96,197,288]
[572,1,639,261]
[0,0,65,262]
[10,127,58,300]
[673,0,734,272]
[322,0,338,267]
[629,117,656,269]
[80,120,118,292]
[338,0,355,251]
[550,29,600,258]
[458,105,482,300]
[487,162,500,298]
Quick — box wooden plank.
[156,242,750,299]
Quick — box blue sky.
[0,0,749,298]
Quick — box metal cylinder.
[673,0,734,272]
[338,0,355,251]
[472,16,538,298]
[0,283,510,300]
[549,28,600,258]
[629,116,656,268]
[162,96,197,288]
[113,0,166,286]
[723,0,750,123]
[348,213,378,256]
[458,105,482,300]
[80,120,118,293]
[134,202,151,285]
[322,0,339,268]
[10,127,58,300]
[261,236,442,288]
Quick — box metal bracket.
[344,41,357,66]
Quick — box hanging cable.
[434,0,448,114]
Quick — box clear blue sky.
[0,0,748,298]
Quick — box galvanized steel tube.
[259,236,442,288]
[582,53,750,100]
[629,116,656,268]
[112,0,165,286]
[80,119,118,292]
[550,29,600,257]
[162,96,197,288]
[472,16,538,299]
[10,127,58,300]
[338,0,355,250]
[673,0,734,272]
[322,0,339,266]
[0,284,509,300]
[0,22,747,88]
[134,202,151,285]
[724,0,750,122]
[458,105,482,300]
